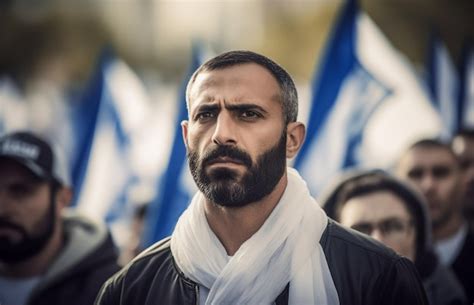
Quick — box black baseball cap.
[0,131,70,186]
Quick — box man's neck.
[0,225,64,278]
[433,213,464,241]
[204,173,288,256]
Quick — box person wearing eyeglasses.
[321,170,467,305]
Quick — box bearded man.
[0,132,119,305]
[96,50,427,305]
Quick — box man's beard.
[429,197,456,230]
[188,132,287,207]
[0,199,55,264]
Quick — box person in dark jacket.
[0,131,120,305]
[396,139,474,303]
[96,50,427,305]
[320,170,467,305]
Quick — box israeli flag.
[71,49,149,247]
[143,45,207,246]
[427,34,460,138]
[295,0,441,197]
[459,44,474,129]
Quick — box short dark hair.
[186,50,298,124]
[405,138,458,162]
[410,138,449,149]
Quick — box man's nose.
[212,112,237,145]
[419,174,436,194]
[370,229,384,242]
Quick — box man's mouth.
[207,156,246,166]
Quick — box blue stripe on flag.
[295,0,357,164]
[70,51,108,205]
[294,0,390,196]
[70,48,131,220]
[426,33,460,138]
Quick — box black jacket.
[451,228,474,304]
[25,214,120,305]
[95,220,427,305]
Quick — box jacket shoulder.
[95,237,197,305]
[30,224,120,305]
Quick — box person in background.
[96,50,427,305]
[321,170,467,305]
[119,203,148,265]
[0,131,120,305]
[451,129,474,228]
[396,139,474,303]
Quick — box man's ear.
[181,120,189,148]
[286,122,306,159]
[56,186,73,211]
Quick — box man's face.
[339,190,416,261]
[183,63,287,207]
[452,135,474,212]
[0,160,55,263]
[396,147,461,228]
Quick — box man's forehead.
[401,152,457,171]
[406,146,455,161]
[343,192,409,219]
[193,64,277,88]
[188,65,282,110]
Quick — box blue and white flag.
[427,34,460,138]
[143,45,208,246]
[71,49,149,247]
[295,0,441,197]
[459,43,474,129]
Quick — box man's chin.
[206,166,243,181]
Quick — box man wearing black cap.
[0,131,120,305]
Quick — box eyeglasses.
[350,218,413,239]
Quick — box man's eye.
[432,166,450,179]
[408,168,423,180]
[380,219,405,234]
[8,183,37,198]
[351,223,373,235]
[196,112,215,121]
[241,110,260,119]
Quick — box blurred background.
[1,0,473,257]
[1,1,473,87]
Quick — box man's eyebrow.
[193,103,220,114]
[224,103,268,114]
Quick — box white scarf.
[171,168,340,305]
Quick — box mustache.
[0,218,26,234]
[201,145,252,168]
